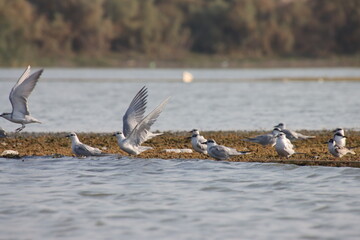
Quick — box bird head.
[189,129,200,135]
[274,123,285,129]
[203,139,216,146]
[113,131,125,139]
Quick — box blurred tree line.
[0,0,359,66]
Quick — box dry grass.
[1,130,360,167]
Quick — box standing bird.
[274,123,315,140]
[0,127,6,138]
[203,139,250,160]
[66,132,104,157]
[333,128,346,147]
[241,128,281,147]
[114,87,170,155]
[275,132,296,157]
[327,139,355,158]
[0,66,43,132]
[189,129,208,154]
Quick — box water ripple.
[0,157,359,240]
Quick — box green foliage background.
[0,0,359,66]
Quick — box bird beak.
[201,142,207,144]
[112,134,116,136]
[65,134,70,138]
[187,136,192,139]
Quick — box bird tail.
[145,131,163,141]
[347,149,356,155]
[297,134,316,139]
[138,146,153,154]
[349,145,360,150]
[237,151,252,155]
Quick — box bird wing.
[196,141,207,152]
[209,145,229,159]
[122,86,148,137]
[10,67,43,118]
[251,134,273,145]
[75,143,101,156]
[337,146,355,156]
[283,129,297,139]
[285,138,294,149]
[198,135,207,143]
[127,97,170,146]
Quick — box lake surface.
[1,157,360,240]
[1,68,360,239]
[0,68,360,132]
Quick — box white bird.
[66,132,104,157]
[189,129,208,154]
[0,66,43,132]
[114,87,170,155]
[241,128,281,147]
[189,129,206,138]
[122,86,162,141]
[333,128,346,147]
[327,139,355,158]
[275,132,296,157]
[203,139,250,160]
[0,127,6,138]
[274,123,315,140]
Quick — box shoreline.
[1,131,360,168]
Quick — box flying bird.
[203,139,250,160]
[114,87,170,155]
[0,66,43,132]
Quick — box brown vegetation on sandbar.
[1,131,360,168]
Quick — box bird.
[122,86,162,142]
[0,66,43,132]
[274,123,315,140]
[333,128,346,147]
[190,129,207,139]
[241,127,281,147]
[189,133,208,154]
[66,132,105,157]
[203,139,250,160]
[275,132,296,157]
[327,139,355,158]
[189,129,207,154]
[114,87,170,155]
[0,127,6,138]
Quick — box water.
[0,157,359,240]
[1,68,360,239]
[0,68,360,132]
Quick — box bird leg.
[15,125,25,132]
